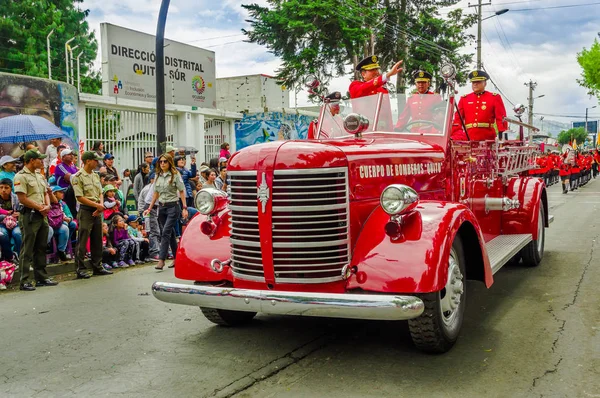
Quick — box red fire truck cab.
[152,65,552,353]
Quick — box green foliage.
[242,0,475,92]
[243,0,382,88]
[556,127,588,145]
[577,38,600,99]
[0,0,101,94]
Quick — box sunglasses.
[159,159,168,164]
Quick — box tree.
[242,0,476,93]
[577,37,600,99]
[0,0,101,94]
[556,127,588,146]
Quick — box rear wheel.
[521,205,545,267]
[408,236,466,353]
[200,307,257,326]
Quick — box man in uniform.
[14,150,57,291]
[395,69,442,131]
[451,70,507,141]
[308,91,343,139]
[72,151,113,278]
[349,56,403,99]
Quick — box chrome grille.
[228,171,263,281]
[228,167,350,284]
[272,167,350,284]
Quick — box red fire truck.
[152,65,552,353]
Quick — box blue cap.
[148,172,155,180]
[104,153,114,160]
[51,185,67,193]
[126,215,140,223]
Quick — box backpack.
[47,203,64,229]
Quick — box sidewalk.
[2,259,162,293]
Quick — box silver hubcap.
[537,207,544,253]
[440,248,464,328]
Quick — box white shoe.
[0,283,7,290]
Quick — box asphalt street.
[1,178,599,398]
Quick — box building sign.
[572,120,598,134]
[101,23,216,108]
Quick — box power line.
[485,1,600,12]
[186,33,245,43]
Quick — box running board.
[486,234,532,275]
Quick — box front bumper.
[151,282,424,321]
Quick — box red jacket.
[395,91,442,131]
[349,75,389,99]
[451,91,507,141]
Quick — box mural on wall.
[235,111,312,150]
[0,72,78,158]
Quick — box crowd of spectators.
[0,139,232,291]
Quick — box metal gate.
[204,119,228,162]
[85,107,176,172]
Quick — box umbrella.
[0,115,72,144]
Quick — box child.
[49,186,76,262]
[103,184,123,221]
[55,186,77,242]
[101,222,118,269]
[126,215,150,263]
[0,178,21,263]
[109,216,136,267]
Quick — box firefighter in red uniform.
[451,70,508,141]
[394,70,442,131]
[349,55,403,99]
[308,92,342,139]
[560,151,572,194]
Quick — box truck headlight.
[380,184,419,215]
[195,188,228,215]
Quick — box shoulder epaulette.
[492,92,498,96]
[461,94,467,98]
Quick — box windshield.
[315,92,451,139]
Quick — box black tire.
[521,204,545,267]
[200,307,257,326]
[408,235,467,353]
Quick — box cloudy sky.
[81,0,600,127]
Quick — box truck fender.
[174,210,233,282]
[346,201,493,294]
[502,177,548,239]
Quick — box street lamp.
[470,1,510,69]
[482,8,509,21]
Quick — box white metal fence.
[85,107,176,172]
[204,119,228,162]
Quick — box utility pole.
[155,0,171,155]
[469,0,491,69]
[526,80,536,139]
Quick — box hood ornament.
[257,172,270,213]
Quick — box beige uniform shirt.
[154,171,185,203]
[13,166,47,206]
[72,168,102,203]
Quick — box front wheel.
[408,236,466,353]
[200,307,256,326]
[521,204,545,267]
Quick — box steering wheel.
[396,119,442,132]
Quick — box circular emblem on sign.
[192,76,206,94]
[482,105,487,110]
[371,55,377,63]
[473,71,478,77]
